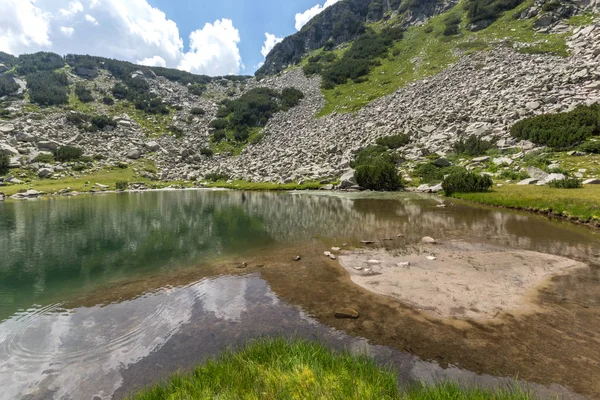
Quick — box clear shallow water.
[0,190,598,399]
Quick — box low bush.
[212,130,226,142]
[115,180,129,191]
[0,75,19,97]
[74,83,94,103]
[498,169,529,181]
[510,104,600,150]
[466,0,524,24]
[66,112,90,126]
[412,162,465,183]
[169,125,185,139]
[355,157,403,191]
[33,153,55,164]
[103,96,115,105]
[547,177,582,189]
[0,154,9,174]
[281,87,305,110]
[442,169,493,195]
[250,133,264,145]
[112,83,128,99]
[205,172,231,182]
[376,134,410,149]
[200,147,213,157]
[27,71,69,106]
[72,164,87,172]
[190,107,206,116]
[91,115,117,130]
[579,140,600,154]
[452,135,495,156]
[55,146,83,162]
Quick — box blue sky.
[0,0,342,76]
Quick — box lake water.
[0,190,599,399]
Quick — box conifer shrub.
[0,154,9,174]
[547,177,582,189]
[75,83,94,103]
[0,75,19,97]
[55,146,83,162]
[376,134,410,149]
[452,135,495,156]
[191,107,206,116]
[442,169,493,195]
[579,140,600,154]
[510,104,600,150]
[27,71,69,106]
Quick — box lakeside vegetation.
[451,184,600,224]
[129,338,531,400]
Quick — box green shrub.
[0,154,9,174]
[442,169,493,195]
[0,75,19,97]
[210,119,228,130]
[281,87,305,110]
[116,180,129,191]
[169,125,185,138]
[26,71,69,106]
[205,172,231,182]
[250,133,265,145]
[91,115,117,130]
[55,146,83,162]
[103,96,115,105]
[190,107,206,116]
[376,134,410,149]
[200,147,213,157]
[355,157,403,191]
[66,112,90,126]
[466,0,524,24]
[452,135,495,156]
[498,170,529,181]
[547,177,582,189]
[510,104,600,150]
[413,163,466,184]
[112,83,128,99]
[213,130,226,142]
[72,164,87,172]
[74,83,94,103]
[579,140,600,154]
[34,153,55,164]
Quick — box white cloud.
[85,14,98,25]
[0,0,52,54]
[178,18,242,76]
[60,26,74,37]
[60,1,84,17]
[0,0,244,77]
[261,32,283,58]
[137,55,166,67]
[295,0,341,31]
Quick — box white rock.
[426,256,437,261]
[422,236,437,244]
[367,260,381,265]
[583,178,600,185]
[397,262,410,267]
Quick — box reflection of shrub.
[442,169,493,195]
[55,146,83,162]
[355,157,403,191]
[548,177,582,189]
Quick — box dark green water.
[0,190,598,399]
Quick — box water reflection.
[0,190,599,322]
[0,275,583,400]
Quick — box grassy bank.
[206,179,323,191]
[452,184,600,224]
[130,339,530,400]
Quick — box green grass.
[0,165,153,196]
[316,0,569,116]
[206,179,322,191]
[211,127,264,155]
[109,100,174,137]
[452,184,600,223]
[567,13,597,26]
[129,339,531,400]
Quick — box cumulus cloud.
[137,55,167,67]
[85,14,98,25]
[0,0,244,76]
[178,19,243,76]
[261,32,283,58]
[59,1,83,17]
[0,0,52,54]
[295,0,342,31]
[60,26,74,37]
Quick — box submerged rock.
[334,308,359,319]
[422,236,437,244]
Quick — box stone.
[339,169,356,189]
[237,262,248,269]
[472,156,490,163]
[127,149,142,160]
[422,236,437,244]
[543,173,565,184]
[331,247,341,251]
[367,260,381,265]
[146,141,160,152]
[95,183,109,189]
[334,308,359,319]
[567,150,586,156]
[324,251,331,256]
[433,158,451,168]
[534,14,553,28]
[361,240,375,245]
[429,183,443,193]
[421,125,436,134]
[38,168,53,178]
[0,144,18,156]
[397,262,410,267]
[583,178,600,185]
[329,254,337,260]
[526,101,541,110]
[426,256,437,261]
[0,124,15,134]
[15,132,37,142]
[37,141,60,151]
[493,157,513,166]
[526,167,548,180]
[294,256,301,261]
[517,178,539,185]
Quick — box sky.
[0,0,343,76]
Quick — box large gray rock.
[583,178,600,185]
[517,178,539,185]
[38,168,54,178]
[493,157,513,166]
[146,141,160,152]
[542,173,566,184]
[37,140,61,151]
[0,124,15,134]
[526,167,548,180]
[0,143,18,156]
[433,158,451,167]
[127,149,142,160]
[15,132,38,142]
[339,169,356,189]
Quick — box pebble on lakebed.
[336,241,587,320]
[334,308,360,319]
